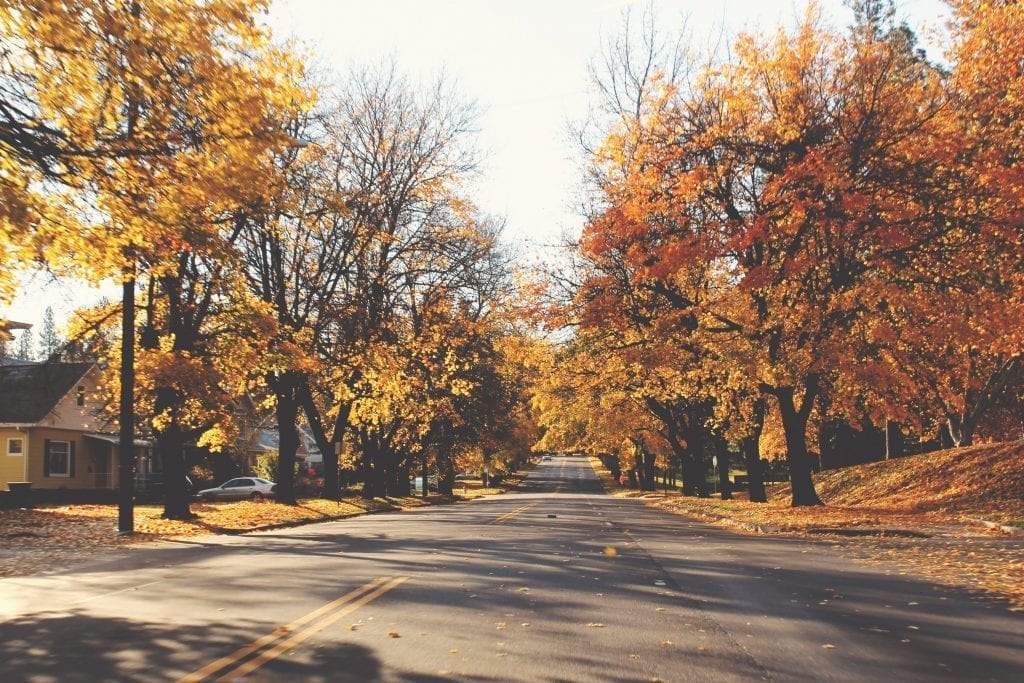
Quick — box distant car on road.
[197,477,276,501]
[542,455,552,461]
[454,473,476,481]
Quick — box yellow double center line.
[489,502,537,524]
[180,575,409,682]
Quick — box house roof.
[0,362,94,424]
[85,433,151,448]
[245,429,310,459]
[0,358,38,367]
[0,319,32,342]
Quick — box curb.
[206,488,517,536]
[713,517,935,538]
[964,517,1024,536]
[720,518,780,534]
[801,526,932,538]
[209,509,384,535]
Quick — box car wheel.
[250,492,263,500]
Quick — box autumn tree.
[37,305,59,360]
[562,2,1005,509]
[2,0,306,523]
[326,66,490,500]
[859,0,1024,448]
[14,328,32,361]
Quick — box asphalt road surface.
[1,456,1021,682]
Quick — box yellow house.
[0,361,145,491]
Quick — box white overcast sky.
[6,0,949,333]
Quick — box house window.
[76,385,86,407]
[46,441,71,477]
[6,438,23,456]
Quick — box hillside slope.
[783,441,1024,523]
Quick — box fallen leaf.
[387,631,401,638]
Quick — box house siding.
[1,428,28,488]
[36,366,105,432]
[0,364,123,491]
[25,428,92,490]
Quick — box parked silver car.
[197,477,276,501]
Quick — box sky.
[4,0,950,335]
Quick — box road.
[1,456,1021,681]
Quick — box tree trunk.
[602,454,621,483]
[361,446,385,498]
[633,450,648,489]
[631,442,656,491]
[437,441,455,496]
[716,444,732,501]
[662,437,693,495]
[741,400,768,502]
[885,420,901,459]
[390,456,411,496]
[682,458,709,498]
[642,450,657,491]
[272,371,301,505]
[151,364,193,519]
[627,468,638,487]
[769,381,824,507]
[947,415,974,447]
[298,376,345,500]
[157,423,193,520]
[421,451,429,499]
[681,429,710,498]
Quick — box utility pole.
[118,0,142,536]
[118,271,135,535]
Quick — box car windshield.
[254,478,272,485]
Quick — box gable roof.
[0,319,32,342]
[0,362,94,424]
[246,429,310,457]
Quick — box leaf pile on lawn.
[41,496,419,537]
[599,442,1024,531]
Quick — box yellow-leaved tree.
[1,0,308,523]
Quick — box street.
[1,456,1021,681]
